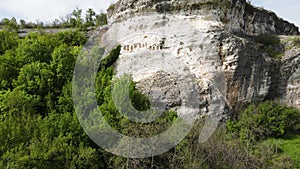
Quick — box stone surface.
[98,0,300,120]
[107,0,299,36]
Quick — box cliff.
[97,0,300,119]
[107,0,299,36]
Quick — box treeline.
[0,8,107,31]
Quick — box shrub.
[254,34,283,58]
[255,34,280,46]
[56,30,87,46]
[100,45,121,69]
[108,4,115,11]
[291,36,300,47]
[0,30,18,55]
[228,100,300,140]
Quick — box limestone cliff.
[97,0,300,119]
[107,0,299,36]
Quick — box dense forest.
[0,8,299,169]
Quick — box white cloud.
[0,0,115,23]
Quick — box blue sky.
[0,0,299,27]
[251,0,299,27]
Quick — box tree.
[13,62,54,114]
[57,82,74,114]
[0,106,104,168]
[71,8,83,29]
[96,12,108,26]
[20,19,26,28]
[16,32,60,65]
[0,50,19,89]
[0,30,18,55]
[1,18,10,25]
[1,17,19,31]
[52,19,60,28]
[227,100,300,140]
[55,30,87,46]
[50,44,80,88]
[85,8,96,26]
[0,89,39,115]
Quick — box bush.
[291,37,300,47]
[228,100,300,140]
[255,34,280,46]
[56,30,87,46]
[0,30,18,55]
[100,45,121,69]
[254,34,283,58]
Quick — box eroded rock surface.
[98,0,300,120]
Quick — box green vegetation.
[264,135,300,168]
[279,135,300,168]
[99,45,121,69]
[0,29,108,168]
[227,101,300,168]
[228,100,300,140]
[0,13,299,168]
[0,8,108,31]
[108,4,115,11]
[95,46,177,137]
[290,36,300,48]
[254,34,283,58]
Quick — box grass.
[280,135,300,168]
[280,36,300,51]
[266,135,300,168]
[291,37,300,47]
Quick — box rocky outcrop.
[99,0,300,120]
[242,4,299,35]
[107,0,299,36]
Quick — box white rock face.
[102,13,226,119]
[99,0,300,120]
[108,0,299,36]
[281,40,300,109]
[286,70,300,109]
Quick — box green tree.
[71,8,83,29]
[57,82,74,114]
[55,30,87,46]
[228,100,300,140]
[0,30,18,55]
[0,89,39,115]
[1,18,10,25]
[13,62,54,114]
[50,44,80,88]
[16,32,60,65]
[85,8,96,26]
[0,50,19,89]
[20,19,26,28]
[2,17,19,31]
[95,12,108,26]
[0,109,103,168]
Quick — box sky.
[0,0,299,27]
[251,0,300,27]
[0,0,116,24]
